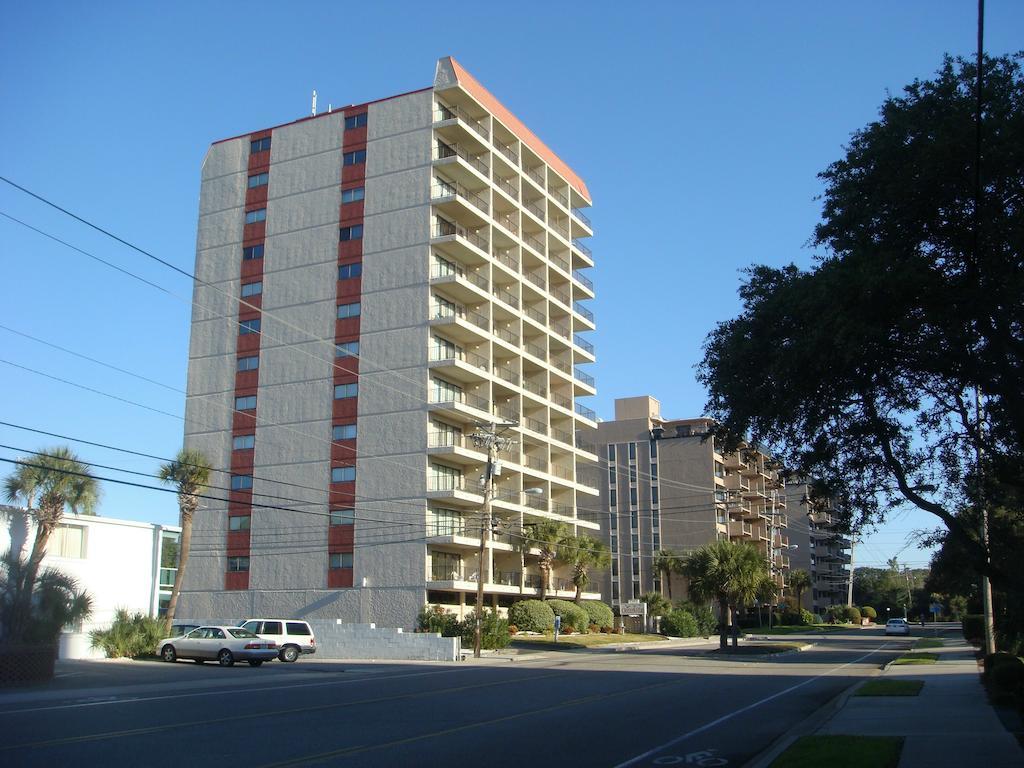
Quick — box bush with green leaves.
[508,600,554,633]
[640,592,672,617]
[416,604,461,636]
[458,608,510,650]
[845,606,862,624]
[963,614,984,643]
[661,609,699,637]
[547,599,589,633]
[781,608,815,626]
[676,601,717,636]
[89,609,165,659]
[582,600,614,630]
[861,606,877,621]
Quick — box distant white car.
[157,625,278,667]
[885,618,910,636]
[239,619,317,662]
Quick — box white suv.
[240,619,317,662]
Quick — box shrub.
[983,651,1022,679]
[844,606,862,624]
[861,606,877,621]
[416,604,461,637]
[963,614,985,643]
[582,600,614,630]
[990,657,1024,701]
[508,600,554,633]
[675,602,717,636]
[812,613,824,624]
[90,609,165,659]
[781,609,814,626]
[458,609,510,650]
[547,600,589,634]
[826,605,846,623]
[640,592,672,617]
[661,609,699,638]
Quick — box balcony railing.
[550,464,573,481]
[573,302,594,322]
[551,321,571,340]
[433,141,488,176]
[432,302,489,332]
[432,219,488,253]
[427,430,468,450]
[551,358,572,375]
[428,474,469,493]
[575,434,596,453]
[431,180,489,215]
[574,368,595,387]
[575,402,597,421]
[524,574,542,589]
[551,188,569,207]
[522,378,547,398]
[550,287,571,307]
[433,102,490,140]
[573,334,594,354]
[495,213,519,236]
[493,285,519,309]
[498,143,519,166]
[572,239,592,258]
[549,253,570,273]
[428,517,468,537]
[551,392,572,410]
[494,365,520,386]
[429,262,488,291]
[523,198,545,222]
[493,403,518,422]
[523,305,545,324]
[429,344,489,371]
[572,269,593,291]
[523,416,548,435]
[523,340,546,359]
[550,218,569,238]
[492,246,520,273]
[525,165,545,188]
[571,208,592,227]
[429,563,464,581]
[550,426,572,444]
[492,325,520,347]
[494,175,519,201]
[524,455,546,472]
[523,232,545,256]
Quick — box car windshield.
[228,628,258,639]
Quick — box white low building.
[1,505,180,658]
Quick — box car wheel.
[280,645,299,663]
[218,649,235,667]
[161,645,177,663]
[248,660,264,667]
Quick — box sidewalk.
[813,640,1022,768]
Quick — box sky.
[1,1,1020,569]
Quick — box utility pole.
[847,538,856,608]
[471,422,516,659]
[904,567,914,619]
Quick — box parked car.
[169,623,199,638]
[239,619,317,662]
[157,626,278,667]
[885,618,910,636]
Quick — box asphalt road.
[0,625,952,767]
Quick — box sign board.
[930,603,942,614]
[620,601,647,617]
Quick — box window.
[339,224,363,241]
[337,301,361,319]
[341,186,365,203]
[651,486,660,505]
[714,460,725,478]
[629,465,637,483]
[334,382,358,399]
[631,534,639,552]
[632,581,641,598]
[430,377,462,403]
[245,209,266,224]
[343,149,366,166]
[628,442,637,461]
[610,534,618,551]
[229,515,251,531]
[632,555,640,573]
[609,489,617,508]
[330,508,355,526]
[248,172,269,188]
[241,281,262,298]
[286,622,312,635]
[629,487,638,507]
[608,513,617,530]
[429,463,462,491]
[333,423,357,441]
[239,318,261,335]
[650,440,658,459]
[237,355,259,372]
[232,434,255,451]
[330,552,353,570]
[612,583,619,601]
[429,507,463,536]
[228,556,250,572]
[250,137,271,153]
[630,510,639,529]
[336,341,359,357]
[331,466,356,483]
[344,113,367,130]
[49,525,86,559]
[338,262,362,280]
[243,244,264,260]
[653,533,661,550]
[231,474,253,490]
[650,463,658,480]
[611,559,618,576]
[608,467,616,486]
[607,444,616,462]
[235,395,257,410]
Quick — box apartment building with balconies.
[179,57,599,629]
[784,483,852,613]
[592,397,790,610]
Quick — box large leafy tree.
[158,448,212,631]
[699,55,1024,577]
[683,540,766,649]
[559,534,611,604]
[522,521,567,601]
[3,446,99,642]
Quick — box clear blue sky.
[2,1,1020,568]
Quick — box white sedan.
[884,618,910,636]
[157,626,278,667]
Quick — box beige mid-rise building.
[179,57,599,628]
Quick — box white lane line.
[0,666,476,715]
[612,642,895,768]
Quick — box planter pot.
[0,643,57,686]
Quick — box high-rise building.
[592,397,791,610]
[179,57,599,628]
[784,483,852,613]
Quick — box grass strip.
[891,652,939,665]
[855,679,924,696]
[747,624,847,635]
[511,632,668,649]
[770,735,903,768]
[710,642,805,655]
[914,638,944,649]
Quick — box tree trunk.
[731,607,740,648]
[164,508,193,632]
[663,569,672,599]
[539,560,549,602]
[718,598,729,649]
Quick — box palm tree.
[755,571,779,627]
[787,569,812,610]
[682,540,765,649]
[158,448,212,631]
[0,550,93,644]
[523,521,567,601]
[560,534,611,603]
[653,549,680,599]
[3,446,99,642]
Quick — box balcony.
[496,142,519,167]
[494,175,519,202]
[491,245,520,275]
[428,389,490,423]
[428,343,490,383]
[522,232,546,258]
[572,301,595,324]
[571,208,592,229]
[495,212,519,237]
[433,102,490,142]
[571,239,592,259]
[432,141,489,181]
[427,476,484,507]
[573,334,595,356]
[431,179,489,218]
[430,300,490,343]
[550,286,572,308]
[429,261,489,303]
[574,402,597,422]
[432,218,488,256]
[571,269,594,293]
[524,268,547,291]
[550,187,569,209]
[427,430,487,465]
[729,521,754,539]
[574,368,595,388]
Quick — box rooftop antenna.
[311,89,318,116]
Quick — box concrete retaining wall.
[308,620,460,662]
